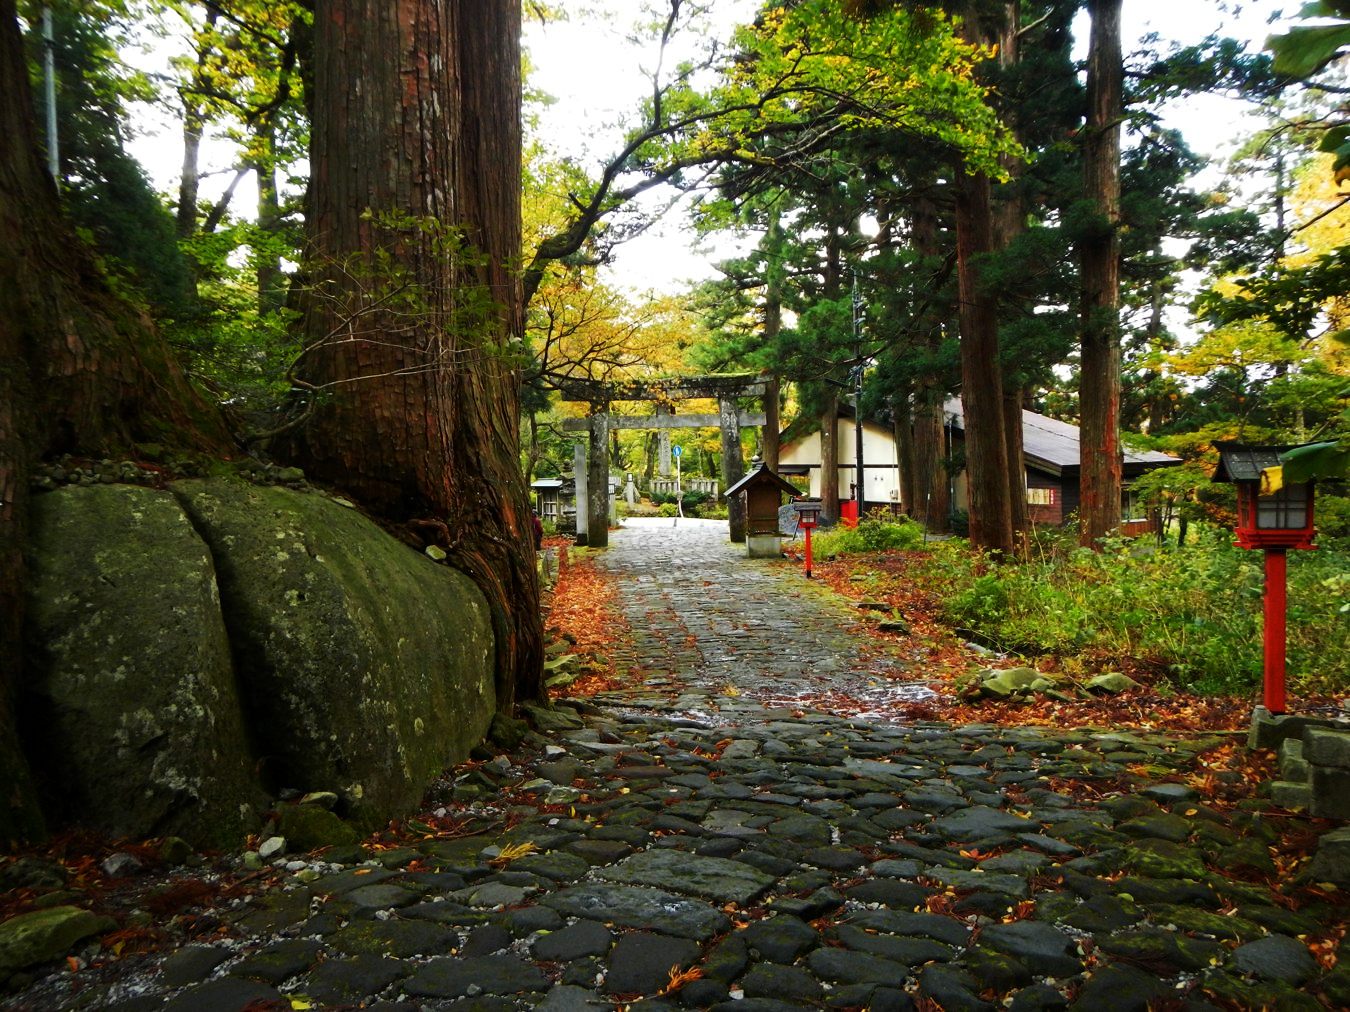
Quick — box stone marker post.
[657,405,672,477]
[573,440,588,544]
[587,409,610,549]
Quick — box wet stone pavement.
[591,519,938,718]
[8,519,1347,1010]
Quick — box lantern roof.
[725,456,801,499]
[1212,442,1308,484]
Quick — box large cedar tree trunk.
[913,390,950,533]
[1,0,230,843]
[992,1,1029,549]
[291,0,542,710]
[954,166,1014,554]
[893,394,916,517]
[1078,0,1124,546]
[954,3,1014,555]
[908,187,950,533]
[820,392,839,521]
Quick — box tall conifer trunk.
[291,0,542,709]
[954,2,1013,555]
[909,187,949,533]
[1079,0,1124,546]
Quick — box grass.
[810,515,1349,700]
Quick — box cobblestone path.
[592,518,936,718]
[5,520,1345,1010]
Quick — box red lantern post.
[793,498,822,579]
[1213,443,1317,715]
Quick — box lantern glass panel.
[1256,483,1308,529]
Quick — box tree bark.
[1002,384,1027,549]
[820,392,839,521]
[253,121,285,312]
[761,211,784,471]
[893,392,915,517]
[2,0,231,843]
[954,4,1013,555]
[954,166,1014,554]
[908,185,951,535]
[913,388,950,534]
[291,0,542,709]
[992,0,1029,550]
[1079,0,1124,547]
[762,375,780,471]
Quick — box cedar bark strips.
[954,2,1014,555]
[909,188,950,533]
[992,0,1029,550]
[1079,0,1124,546]
[820,392,840,521]
[1,0,230,843]
[954,166,1014,554]
[291,0,542,709]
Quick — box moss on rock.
[0,906,116,976]
[171,479,494,828]
[23,485,261,846]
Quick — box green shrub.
[812,512,924,559]
[1316,492,1350,547]
[657,502,678,517]
[917,527,1348,696]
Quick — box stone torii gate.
[559,374,769,548]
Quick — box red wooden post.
[804,525,814,579]
[1263,548,1288,714]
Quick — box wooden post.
[1264,548,1288,714]
[719,397,746,543]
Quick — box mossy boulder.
[276,804,361,851]
[958,666,1066,701]
[0,906,115,976]
[1086,671,1142,694]
[172,479,494,827]
[21,479,497,845]
[23,485,260,846]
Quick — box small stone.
[425,545,447,561]
[157,837,195,865]
[1308,826,1350,886]
[603,932,701,995]
[1270,780,1313,811]
[258,836,287,860]
[1085,672,1141,694]
[1229,934,1319,986]
[299,791,340,810]
[100,852,143,878]
[277,804,360,850]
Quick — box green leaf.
[1317,125,1350,153]
[1268,23,1350,78]
[1279,441,1350,483]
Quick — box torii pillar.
[719,397,747,543]
[586,406,610,549]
